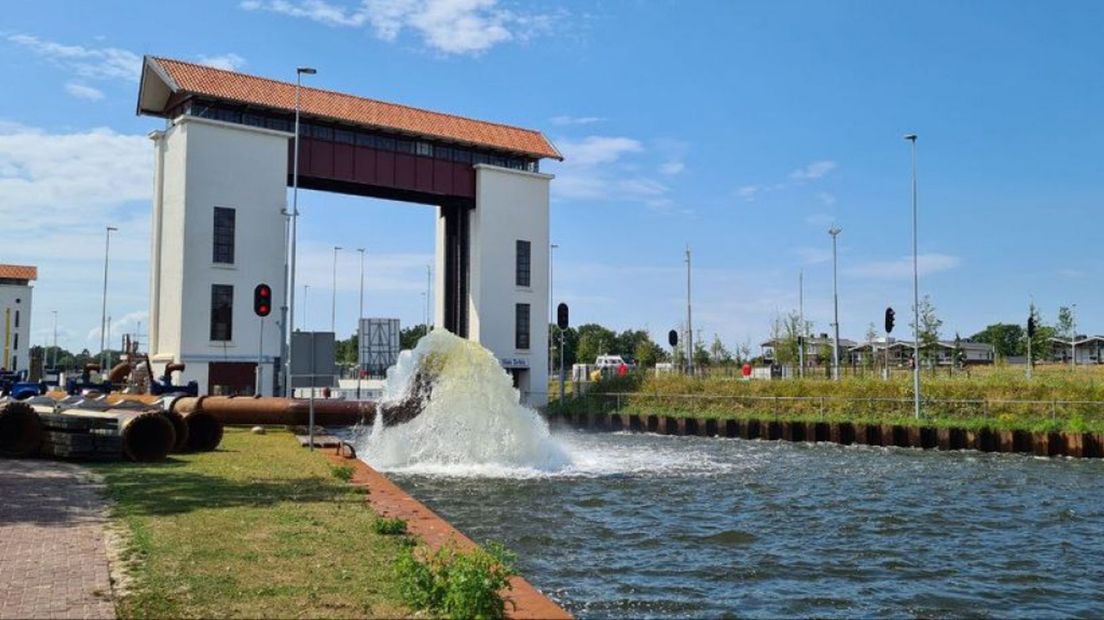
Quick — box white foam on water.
[355,329,749,479]
[357,329,570,475]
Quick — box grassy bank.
[551,365,1104,432]
[92,428,411,618]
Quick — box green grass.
[551,365,1104,433]
[91,428,411,619]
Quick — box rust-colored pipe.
[108,362,131,384]
[173,396,376,427]
[0,400,43,457]
[58,408,176,462]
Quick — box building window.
[210,284,234,341]
[415,142,432,157]
[13,310,18,328]
[515,303,530,350]
[12,333,17,350]
[515,240,531,287]
[213,207,235,264]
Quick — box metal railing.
[554,391,1104,428]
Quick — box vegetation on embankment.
[92,428,412,618]
[550,365,1104,432]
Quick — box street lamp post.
[798,270,805,379]
[905,133,921,419]
[357,248,365,399]
[331,246,342,333]
[550,243,558,376]
[99,226,117,371]
[303,284,310,330]
[286,65,316,396]
[829,226,842,381]
[51,310,58,370]
[1071,304,1078,368]
[685,246,693,376]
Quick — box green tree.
[574,324,616,365]
[912,295,943,367]
[693,341,712,368]
[1056,305,1076,340]
[335,333,358,365]
[770,310,811,365]
[400,324,429,350]
[969,323,1025,359]
[633,337,666,368]
[709,334,732,365]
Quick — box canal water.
[388,431,1104,619]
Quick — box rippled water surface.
[390,431,1104,619]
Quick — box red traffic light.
[254,284,272,317]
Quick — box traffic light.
[884,307,896,334]
[668,329,679,348]
[253,283,272,317]
[557,303,569,330]
[1027,316,1036,338]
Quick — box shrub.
[330,464,355,482]
[396,540,516,619]
[373,517,408,536]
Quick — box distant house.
[0,264,37,375]
[849,338,995,367]
[760,333,858,366]
[1048,336,1104,364]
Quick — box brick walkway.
[0,459,115,619]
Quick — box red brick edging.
[323,451,571,619]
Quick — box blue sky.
[2,0,1103,354]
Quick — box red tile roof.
[145,57,562,160]
[0,265,37,281]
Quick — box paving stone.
[0,459,115,620]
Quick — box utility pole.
[905,133,921,419]
[51,310,58,370]
[426,265,432,329]
[286,65,316,396]
[685,246,693,376]
[1071,304,1078,369]
[99,226,117,371]
[798,270,805,379]
[829,226,842,381]
[357,248,365,399]
[331,246,342,333]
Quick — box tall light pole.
[685,246,693,375]
[286,65,316,396]
[51,310,58,370]
[550,243,558,375]
[303,284,310,330]
[331,245,342,333]
[425,265,432,329]
[1071,303,1078,368]
[357,248,365,396]
[829,226,842,381]
[798,270,805,379]
[905,133,921,419]
[99,225,117,371]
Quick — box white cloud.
[64,82,105,101]
[196,53,247,71]
[789,160,837,181]
[845,253,962,279]
[659,160,685,176]
[803,212,835,227]
[550,115,605,126]
[736,185,760,202]
[242,0,558,55]
[0,123,150,232]
[557,136,642,166]
[7,34,141,82]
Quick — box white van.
[595,355,634,369]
